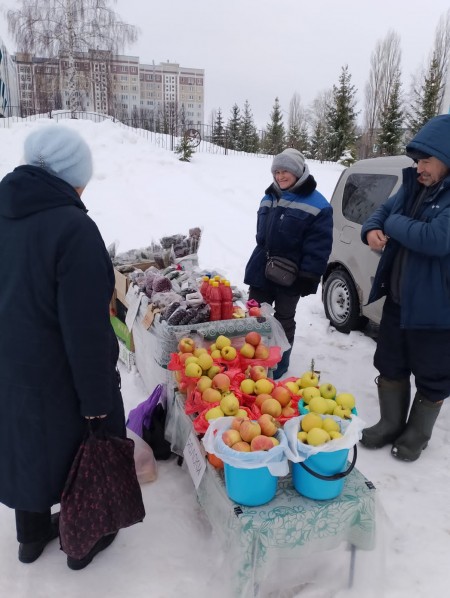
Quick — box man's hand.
[367,229,389,251]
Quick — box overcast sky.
[1,0,450,128]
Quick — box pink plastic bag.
[127,428,157,484]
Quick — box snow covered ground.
[0,117,449,598]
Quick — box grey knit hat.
[24,125,93,188]
[271,148,306,179]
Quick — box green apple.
[319,382,337,400]
[205,406,224,421]
[298,371,319,389]
[220,393,240,416]
[302,386,321,404]
[306,428,331,446]
[308,396,328,414]
[240,378,255,395]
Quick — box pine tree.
[325,65,358,162]
[263,97,285,155]
[212,108,226,147]
[226,104,242,151]
[309,120,330,162]
[377,72,404,155]
[174,135,194,162]
[240,100,260,153]
[407,54,445,135]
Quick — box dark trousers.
[374,296,450,402]
[248,286,301,346]
[15,509,51,544]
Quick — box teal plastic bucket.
[224,463,277,506]
[292,446,357,500]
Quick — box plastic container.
[209,281,222,321]
[220,280,233,320]
[200,276,210,300]
[224,463,278,506]
[292,447,355,500]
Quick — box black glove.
[298,277,319,297]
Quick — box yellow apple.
[240,343,256,358]
[301,412,323,432]
[298,371,320,388]
[319,382,337,400]
[308,396,328,415]
[184,355,200,366]
[325,398,337,415]
[185,362,202,378]
[261,398,282,418]
[221,346,237,361]
[285,381,300,395]
[254,378,275,395]
[307,427,331,446]
[297,431,308,443]
[329,431,343,440]
[302,386,321,404]
[202,388,222,403]
[220,393,240,416]
[194,347,208,357]
[197,353,214,371]
[240,379,255,395]
[322,418,340,433]
[207,365,221,379]
[205,406,224,421]
[333,405,352,419]
[215,335,231,350]
[196,376,213,393]
[336,393,356,410]
[231,441,251,452]
[236,409,249,419]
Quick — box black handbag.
[265,256,299,286]
[59,421,146,560]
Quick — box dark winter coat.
[244,175,333,295]
[361,167,450,329]
[0,165,125,511]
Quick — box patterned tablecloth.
[166,392,379,598]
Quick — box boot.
[360,377,411,449]
[391,393,442,462]
[273,348,292,380]
[18,512,60,564]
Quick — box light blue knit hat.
[24,125,93,188]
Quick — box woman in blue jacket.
[360,114,450,461]
[0,126,126,568]
[244,149,333,379]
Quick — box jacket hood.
[406,114,450,168]
[0,165,87,219]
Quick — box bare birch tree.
[363,30,402,157]
[8,0,138,115]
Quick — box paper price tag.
[183,431,206,489]
[125,286,143,331]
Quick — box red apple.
[261,398,282,418]
[250,435,274,451]
[271,386,292,408]
[211,373,231,392]
[249,307,261,317]
[258,413,280,437]
[239,420,262,443]
[178,337,195,353]
[245,331,262,347]
[254,343,270,359]
[254,393,274,409]
[222,429,242,447]
[249,365,267,381]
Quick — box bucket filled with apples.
[284,413,365,500]
[202,415,289,506]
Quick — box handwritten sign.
[183,431,206,489]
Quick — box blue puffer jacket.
[244,175,333,292]
[362,167,450,329]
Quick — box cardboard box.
[114,261,157,306]
[117,339,136,372]
[110,315,135,352]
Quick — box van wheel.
[323,270,367,333]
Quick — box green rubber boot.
[360,377,411,449]
[391,393,442,462]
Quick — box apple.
[210,349,222,359]
[281,405,297,418]
[285,381,300,395]
[250,435,274,451]
[333,405,352,419]
[197,353,214,371]
[298,371,320,388]
[204,406,224,421]
[231,417,246,431]
[254,378,275,395]
[297,431,308,443]
[207,365,221,379]
[257,413,280,437]
[254,343,270,359]
[325,398,338,415]
[231,441,251,452]
[185,362,202,378]
[322,418,340,433]
[236,409,249,418]
[202,388,222,403]
[196,376,213,393]
[249,365,267,381]
[307,428,331,446]
[184,355,200,366]
[222,429,242,447]
[209,343,217,352]
[308,396,328,415]
[178,337,195,353]
[261,398,282,418]
[212,373,231,392]
[240,379,255,395]
[329,431,343,440]
[269,437,280,447]
[240,343,256,358]
[215,335,231,350]
[336,393,356,410]
[301,413,323,432]
[319,382,337,400]
[239,420,262,443]
[245,331,262,347]
[220,393,240,416]
[178,352,194,364]
[248,306,261,317]
[221,346,237,361]
[271,386,292,408]
[194,347,208,357]
[255,392,274,409]
[302,386,321,404]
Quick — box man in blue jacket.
[244,148,333,379]
[360,114,450,461]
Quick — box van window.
[342,173,398,225]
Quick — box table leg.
[348,543,356,588]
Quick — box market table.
[165,391,381,598]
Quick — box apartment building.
[11,49,204,126]
[0,41,20,117]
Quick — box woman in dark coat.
[0,125,125,568]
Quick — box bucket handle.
[299,445,357,481]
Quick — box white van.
[322,155,414,333]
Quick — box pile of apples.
[297,412,343,446]
[200,373,249,420]
[239,331,270,360]
[239,367,296,419]
[222,414,280,452]
[301,383,356,420]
